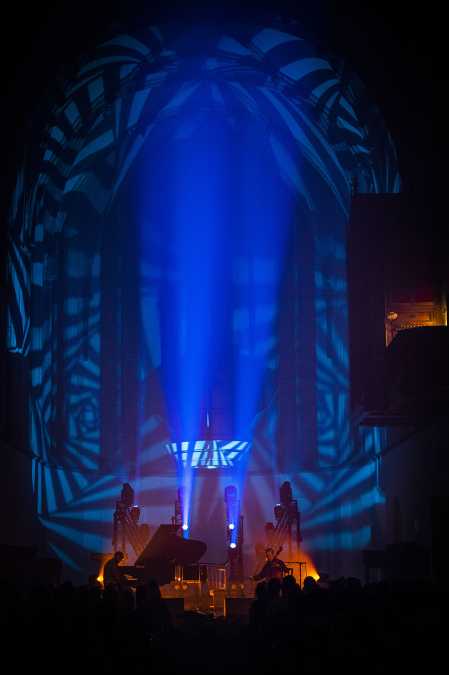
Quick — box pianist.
[103,550,126,586]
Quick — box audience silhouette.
[0,570,436,674]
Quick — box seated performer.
[252,547,289,582]
[103,550,125,586]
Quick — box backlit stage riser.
[160,583,250,617]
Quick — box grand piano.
[120,524,207,586]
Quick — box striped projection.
[6,18,398,577]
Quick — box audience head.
[303,576,317,594]
[267,577,282,599]
[147,578,162,601]
[282,573,298,596]
[255,581,267,601]
[135,583,147,606]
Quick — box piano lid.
[135,524,206,567]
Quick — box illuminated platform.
[166,440,251,469]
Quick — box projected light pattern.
[167,441,250,469]
[25,424,388,577]
[6,17,400,576]
[25,457,386,579]
[7,19,399,467]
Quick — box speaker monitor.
[164,597,184,624]
[225,596,253,619]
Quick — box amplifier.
[224,596,253,620]
[164,597,184,624]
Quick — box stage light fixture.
[228,523,235,530]
[229,542,237,549]
[182,523,188,531]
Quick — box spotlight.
[229,542,237,549]
[182,523,188,531]
[228,523,235,530]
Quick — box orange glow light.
[283,549,319,585]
